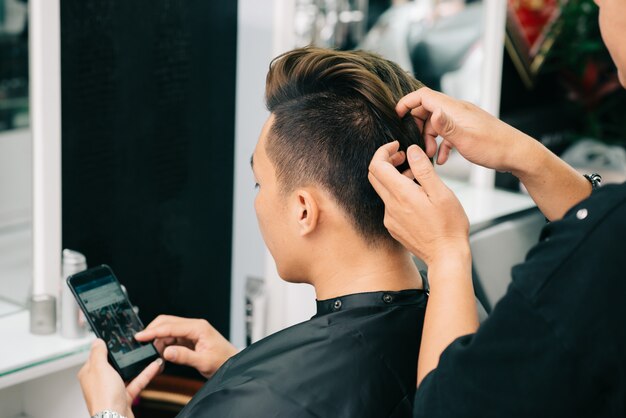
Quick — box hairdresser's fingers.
[397,91,424,117]
[409,107,429,133]
[369,156,427,203]
[368,141,401,180]
[429,107,460,141]
[421,117,440,154]
[389,150,406,167]
[126,358,163,400]
[375,141,401,162]
[406,145,446,196]
[368,172,393,203]
[402,168,415,180]
[396,87,444,117]
[410,106,431,123]
[437,140,454,165]
[424,132,438,159]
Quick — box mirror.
[294,0,486,180]
[0,0,31,316]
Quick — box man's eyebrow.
[250,154,254,169]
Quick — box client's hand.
[368,141,469,266]
[135,315,238,379]
[396,87,542,175]
[78,339,163,417]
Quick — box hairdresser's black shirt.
[177,288,427,418]
[414,182,626,418]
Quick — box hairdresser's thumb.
[407,145,444,195]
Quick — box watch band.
[584,173,602,190]
[91,410,128,418]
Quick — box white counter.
[445,179,535,225]
[0,310,93,390]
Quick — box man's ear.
[293,189,320,237]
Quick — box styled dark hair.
[265,47,425,246]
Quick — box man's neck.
[308,243,423,301]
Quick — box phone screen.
[69,265,159,379]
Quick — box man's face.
[251,116,301,281]
[595,0,626,87]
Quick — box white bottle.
[60,249,88,338]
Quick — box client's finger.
[152,337,176,355]
[126,358,164,400]
[406,145,446,196]
[89,339,108,364]
[136,321,200,341]
[163,346,204,370]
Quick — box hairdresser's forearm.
[417,247,477,386]
[511,136,592,221]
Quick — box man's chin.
[279,275,309,285]
[277,268,310,284]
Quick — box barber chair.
[469,207,546,313]
[135,375,204,418]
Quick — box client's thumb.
[164,345,200,368]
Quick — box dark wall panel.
[61,0,237,350]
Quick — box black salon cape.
[177,289,427,418]
[414,182,626,418]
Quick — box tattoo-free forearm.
[417,248,478,386]
[511,135,592,221]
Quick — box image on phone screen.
[73,274,157,369]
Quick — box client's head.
[252,47,425,282]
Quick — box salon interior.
[0,0,625,417]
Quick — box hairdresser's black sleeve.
[415,183,626,418]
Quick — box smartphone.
[67,264,160,380]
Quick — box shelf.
[0,310,94,390]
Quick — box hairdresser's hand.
[397,87,543,175]
[135,315,238,379]
[368,141,469,266]
[78,339,163,417]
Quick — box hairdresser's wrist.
[501,129,543,179]
[426,242,471,289]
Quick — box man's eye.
[254,183,260,189]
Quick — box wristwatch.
[91,410,127,418]
[584,173,602,190]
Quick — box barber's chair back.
[470,207,545,313]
